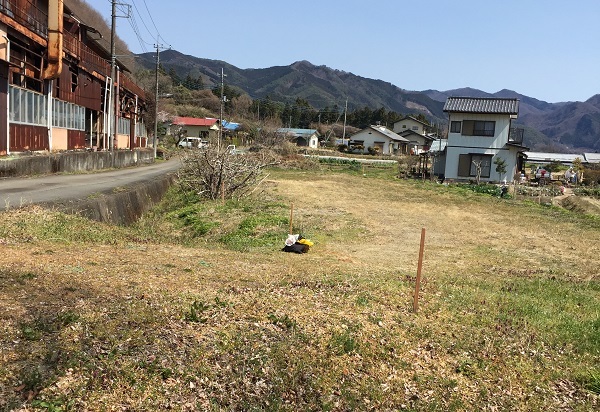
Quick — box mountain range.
[136,50,600,152]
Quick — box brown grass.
[0,168,599,411]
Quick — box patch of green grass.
[219,213,289,251]
[267,313,297,330]
[184,300,210,323]
[171,204,219,236]
[328,322,361,355]
[580,370,600,394]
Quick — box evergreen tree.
[168,67,181,86]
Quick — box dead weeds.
[0,168,599,411]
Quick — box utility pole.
[342,98,348,144]
[153,38,160,158]
[152,40,169,158]
[109,0,131,151]
[109,0,116,151]
[218,68,226,149]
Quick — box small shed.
[277,128,320,148]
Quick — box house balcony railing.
[0,0,48,37]
[63,31,112,77]
[121,73,146,100]
[508,127,524,144]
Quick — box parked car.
[178,137,208,149]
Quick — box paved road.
[0,158,182,211]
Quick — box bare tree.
[177,146,278,200]
[472,160,483,184]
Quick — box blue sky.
[84,0,600,103]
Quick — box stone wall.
[0,149,155,177]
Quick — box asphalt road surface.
[0,158,182,211]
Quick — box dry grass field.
[1,163,599,411]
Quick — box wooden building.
[0,0,148,156]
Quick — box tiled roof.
[172,117,218,127]
[369,125,409,142]
[443,97,519,115]
[398,129,435,141]
[395,115,429,126]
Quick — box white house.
[393,116,430,135]
[169,117,219,140]
[277,128,320,148]
[349,125,409,155]
[398,130,435,155]
[441,97,528,183]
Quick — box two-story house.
[393,116,429,135]
[440,97,527,183]
[349,125,408,155]
[392,116,435,154]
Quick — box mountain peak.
[291,60,315,70]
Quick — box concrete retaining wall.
[56,173,176,225]
[0,149,155,177]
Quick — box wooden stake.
[289,203,294,234]
[413,227,426,313]
[221,180,225,205]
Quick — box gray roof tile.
[443,97,519,115]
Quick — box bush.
[337,144,349,153]
[573,187,600,198]
[462,184,502,197]
[582,166,600,186]
[177,145,277,200]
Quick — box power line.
[139,0,168,45]
[124,7,149,53]
[130,0,155,40]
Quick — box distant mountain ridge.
[136,50,600,152]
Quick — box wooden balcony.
[1,0,48,37]
[63,31,111,77]
[121,73,146,100]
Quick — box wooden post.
[221,180,225,205]
[289,203,294,234]
[413,227,426,313]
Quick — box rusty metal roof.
[443,97,519,115]
[172,117,218,127]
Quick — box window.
[469,154,492,177]
[9,86,47,126]
[461,120,495,136]
[118,117,131,135]
[136,121,147,137]
[412,126,418,130]
[52,99,85,130]
[450,121,461,133]
[473,121,495,136]
[458,154,492,178]
[69,65,79,93]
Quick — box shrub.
[177,145,278,200]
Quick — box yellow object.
[297,238,314,247]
